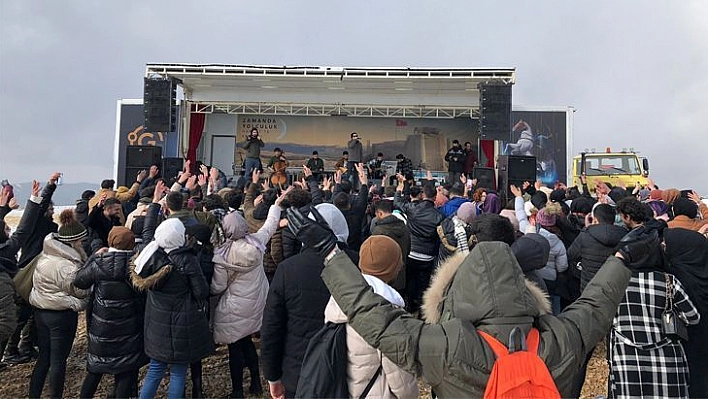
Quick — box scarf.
[452,216,470,255]
[134,219,185,274]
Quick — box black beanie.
[511,234,551,272]
[531,192,547,210]
[672,198,698,219]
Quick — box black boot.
[227,390,244,399]
[192,377,204,399]
[248,378,262,396]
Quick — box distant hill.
[12,182,98,206]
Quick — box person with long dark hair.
[28,209,90,399]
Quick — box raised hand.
[184,159,191,173]
[197,174,207,187]
[153,181,166,203]
[688,191,702,205]
[275,186,294,207]
[137,170,147,183]
[510,184,522,198]
[0,190,9,207]
[522,181,531,190]
[49,172,62,185]
[534,179,542,191]
[185,175,198,191]
[303,165,312,178]
[209,166,219,182]
[322,176,332,191]
[31,180,41,197]
[200,164,209,177]
[252,170,261,184]
[334,170,342,185]
[286,206,338,258]
[254,194,264,207]
[470,178,478,187]
[8,198,19,210]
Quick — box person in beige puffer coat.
[211,187,289,398]
[324,235,418,399]
[28,209,90,399]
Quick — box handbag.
[661,273,689,341]
[12,255,41,302]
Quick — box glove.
[286,207,338,259]
[616,225,660,270]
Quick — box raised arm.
[1,181,42,256]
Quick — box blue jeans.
[139,359,188,399]
[244,158,260,176]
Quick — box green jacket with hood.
[321,241,632,398]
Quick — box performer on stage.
[367,152,385,183]
[306,151,325,180]
[242,128,264,175]
[347,132,363,189]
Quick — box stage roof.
[145,63,516,118]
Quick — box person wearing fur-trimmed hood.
[131,218,212,399]
[285,204,663,398]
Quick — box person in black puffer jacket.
[1,182,42,348]
[261,204,358,399]
[5,176,60,364]
[568,203,627,292]
[74,227,148,399]
[397,183,444,314]
[131,218,213,399]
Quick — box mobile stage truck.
[113,64,574,191]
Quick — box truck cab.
[572,149,650,192]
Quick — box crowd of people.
[0,155,707,399]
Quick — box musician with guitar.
[335,151,350,179]
[306,150,325,181]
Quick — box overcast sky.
[1,1,706,194]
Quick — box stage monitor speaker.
[472,167,496,190]
[478,83,512,141]
[162,157,184,182]
[126,145,162,168]
[497,155,536,201]
[144,78,177,132]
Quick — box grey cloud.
[1,0,706,194]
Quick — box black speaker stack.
[124,145,162,186]
[144,77,177,132]
[472,167,496,190]
[497,155,536,201]
[478,83,512,141]
[162,157,184,182]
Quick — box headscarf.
[216,210,265,258]
[663,229,708,316]
[309,203,349,243]
[481,192,501,214]
[134,219,185,273]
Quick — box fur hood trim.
[130,261,172,291]
[421,252,552,324]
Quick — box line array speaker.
[144,77,177,132]
[478,83,512,141]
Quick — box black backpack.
[296,322,383,399]
[296,322,349,399]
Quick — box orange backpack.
[478,327,561,399]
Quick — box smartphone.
[56,173,64,186]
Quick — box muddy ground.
[0,313,608,398]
